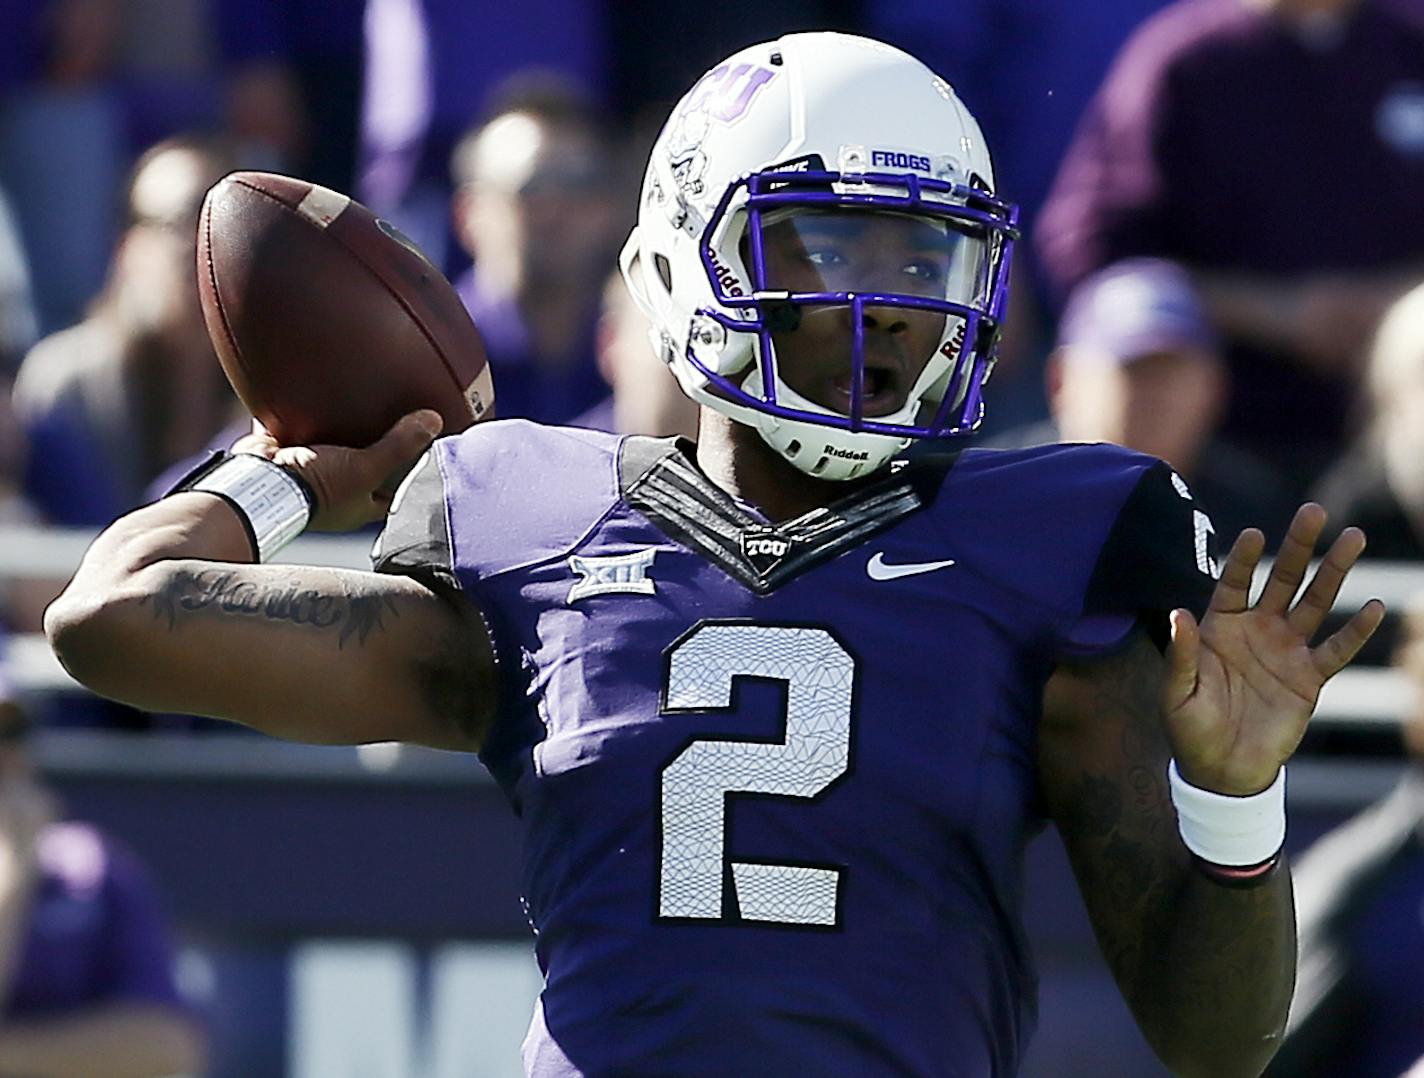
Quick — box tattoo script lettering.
[144,570,398,647]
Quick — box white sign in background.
[290,941,542,1078]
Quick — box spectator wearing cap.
[1036,0,1424,501]
[990,258,1296,547]
[0,643,204,1076]
[1312,279,1424,559]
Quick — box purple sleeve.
[96,846,186,1009]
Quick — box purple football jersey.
[373,420,1217,1076]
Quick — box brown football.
[197,171,493,447]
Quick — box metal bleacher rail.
[3,523,1423,807]
[5,524,371,694]
[2,523,488,787]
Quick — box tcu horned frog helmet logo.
[664,62,778,197]
[621,32,1019,482]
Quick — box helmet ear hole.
[654,253,674,293]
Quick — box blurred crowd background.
[1,0,1424,1075]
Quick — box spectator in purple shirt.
[447,78,622,424]
[12,133,244,527]
[1037,0,1424,498]
[0,654,204,1076]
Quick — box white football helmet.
[620,32,1018,480]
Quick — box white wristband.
[189,453,313,562]
[1167,759,1286,867]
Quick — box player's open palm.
[1162,503,1386,796]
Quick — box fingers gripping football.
[233,409,442,532]
[1162,504,1386,796]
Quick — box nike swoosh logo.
[866,553,957,581]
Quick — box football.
[196,171,493,448]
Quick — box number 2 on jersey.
[658,623,854,927]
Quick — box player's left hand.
[1161,503,1386,796]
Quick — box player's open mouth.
[831,367,904,417]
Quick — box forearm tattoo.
[1054,639,1293,1043]
[143,569,399,648]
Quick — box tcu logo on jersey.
[741,526,797,577]
[745,536,790,558]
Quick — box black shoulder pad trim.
[371,450,457,584]
[618,434,687,490]
[1083,461,1218,651]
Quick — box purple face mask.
[691,166,1019,438]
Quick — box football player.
[45,33,1383,1076]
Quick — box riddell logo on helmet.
[938,321,968,359]
[823,445,871,461]
[708,250,745,297]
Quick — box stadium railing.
[6,524,1420,725]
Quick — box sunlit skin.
[757,211,964,418]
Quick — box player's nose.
[844,302,910,335]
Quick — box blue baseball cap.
[1057,258,1219,363]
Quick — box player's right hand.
[230,408,442,532]
[1160,504,1384,796]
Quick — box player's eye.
[903,258,947,282]
[805,246,847,268]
